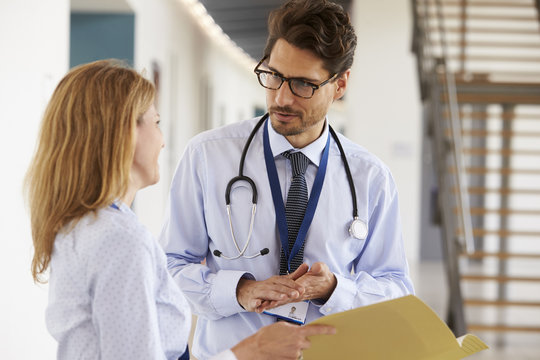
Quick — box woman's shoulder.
[72,205,154,257]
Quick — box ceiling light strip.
[177,0,256,71]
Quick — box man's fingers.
[267,277,304,297]
[244,278,304,311]
[288,263,309,280]
[256,298,294,312]
[275,275,305,292]
[252,279,302,298]
[308,262,327,275]
[249,299,262,310]
[253,288,299,302]
[255,300,271,313]
[238,274,310,312]
[303,324,336,337]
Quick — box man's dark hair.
[263,0,357,75]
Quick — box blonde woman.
[25,59,334,360]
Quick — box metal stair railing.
[411,0,475,336]
[433,0,475,255]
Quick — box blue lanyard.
[263,119,331,273]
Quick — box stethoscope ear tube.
[216,116,269,260]
[225,176,258,205]
[214,247,270,259]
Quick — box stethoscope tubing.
[328,126,358,220]
[215,116,267,259]
[215,113,362,260]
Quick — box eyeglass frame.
[253,57,338,99]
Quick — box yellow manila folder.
[303,295,488,360]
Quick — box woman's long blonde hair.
[25,59,155,283]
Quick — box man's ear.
[333,69,350,101]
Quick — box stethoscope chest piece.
[349,218,368,240]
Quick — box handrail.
[457,0,466,73]
[412,0,470,334]
[434,0,475,254]
[418,0,474,254]
[443,73,475,254]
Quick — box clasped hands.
[236,262,337,313]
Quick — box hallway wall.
[0,1,70,357]
[347,0,422,262]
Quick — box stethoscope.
[213,113,368,260]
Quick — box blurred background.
[1,0,539,358]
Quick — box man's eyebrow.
[267,64,318,82]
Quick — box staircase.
[412,0,540,342]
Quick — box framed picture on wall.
[152,61,161,109]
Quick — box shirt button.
[326,307,332,312]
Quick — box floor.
[410,261,540,360]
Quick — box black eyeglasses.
[254,57,337,99]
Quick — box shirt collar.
[111,199,134,214]
[267,118,329,167]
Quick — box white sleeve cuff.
[318,273,357,315]
[210,270,253,317]
[209,349,238,360]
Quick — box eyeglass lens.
[258,72,314,98]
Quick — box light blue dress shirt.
[162,117,415,359]
[46,202,192,360]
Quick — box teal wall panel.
[70,13,134,68]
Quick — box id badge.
[263,301,309,325]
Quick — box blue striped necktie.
[279,151,310,275]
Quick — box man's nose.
[274,81,295,107]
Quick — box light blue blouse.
[46,202,191,360]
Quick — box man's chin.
[270,120,303,137]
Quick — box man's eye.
[293,80,311,88]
